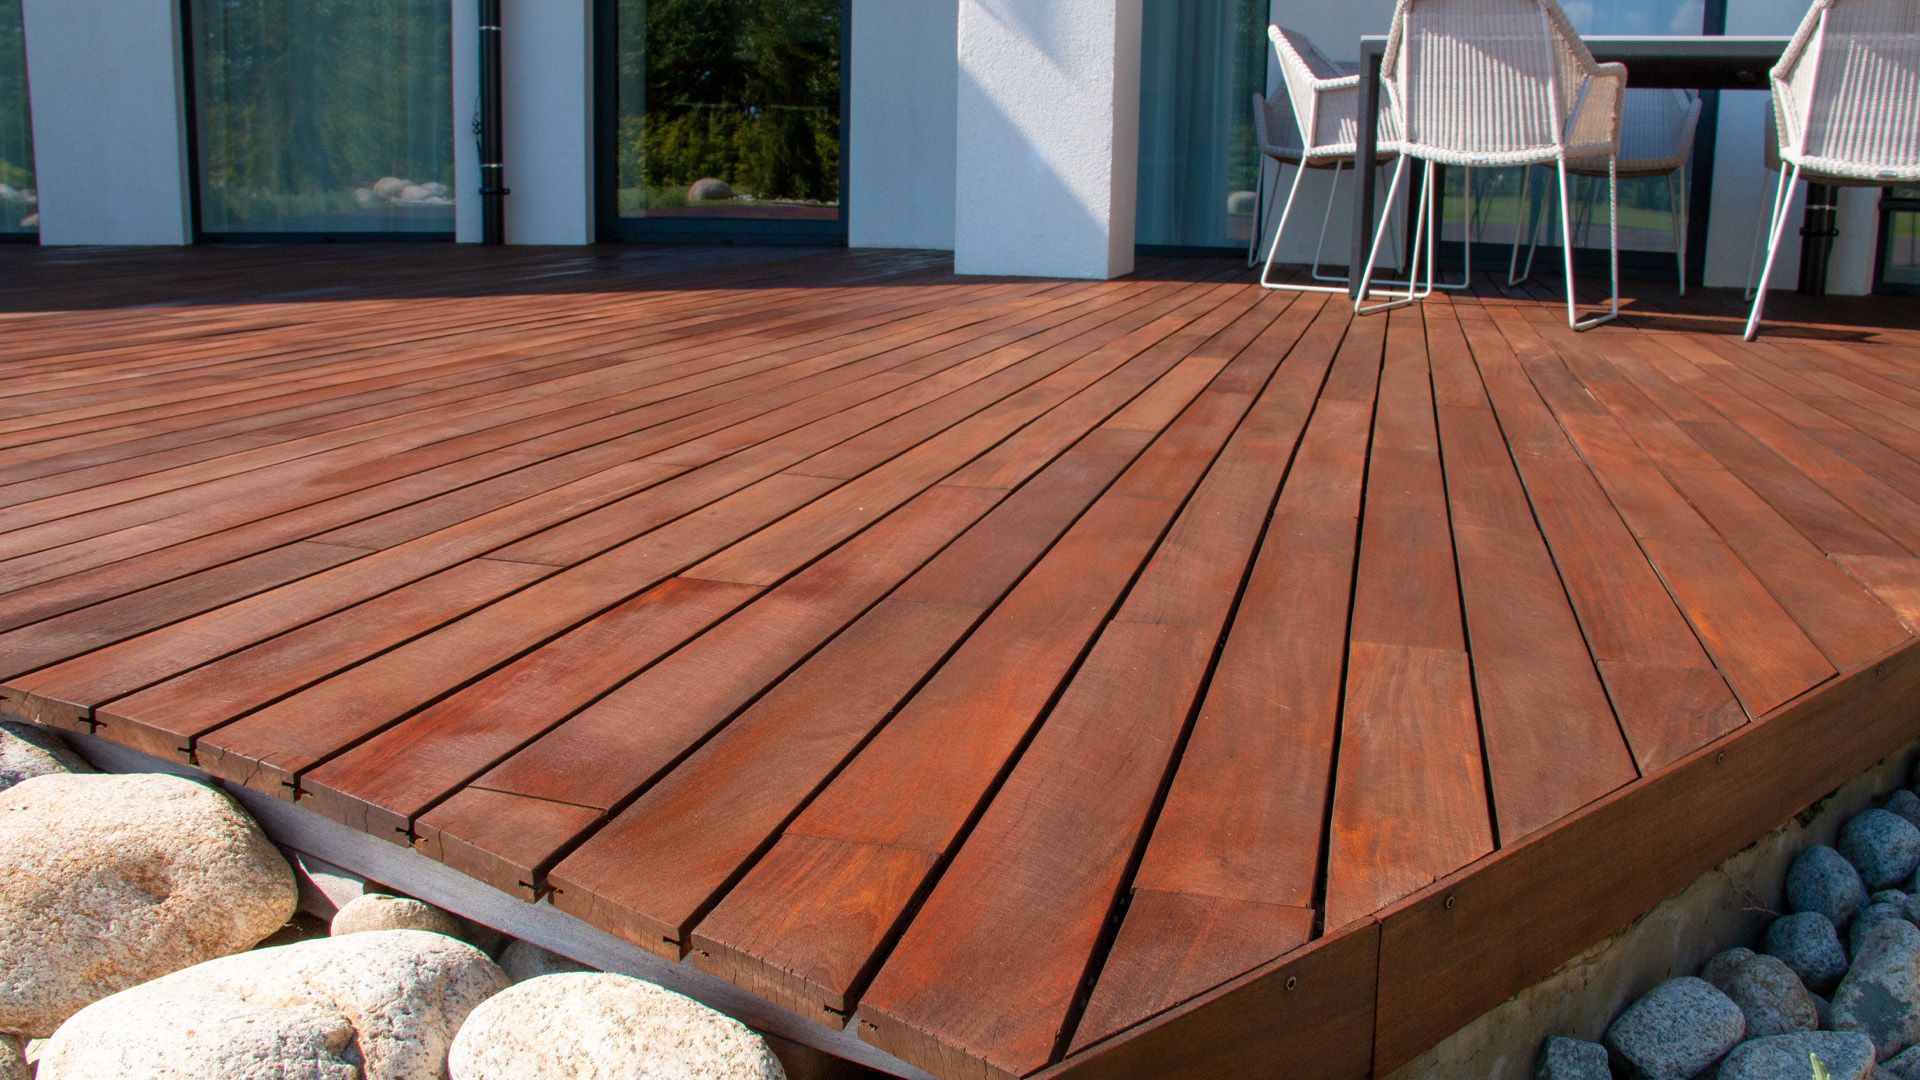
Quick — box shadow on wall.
[951,0,1130,280]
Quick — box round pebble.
[1765,911,1850,994]
[1604,977,1745,1080]
[1789,845,1869,929]
[1838,809,1920,890]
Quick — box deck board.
[3,244,1918,1079]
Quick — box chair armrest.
[1567,63,1627,153]
[1308,78,1393,150]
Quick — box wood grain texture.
[2,246,1917,1080]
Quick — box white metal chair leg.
[1562,156,1619,331]
[1669,168,1689,296]
[1509,165,1537,285]
[1743,167,1779,301]
[1309,162,1346,282]
[1260,161,1352,294]
[1745,163,1800,340]
[1355,156,1434,315]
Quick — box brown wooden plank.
[1324,306,1492,930]
[1423,299,1637,841]
[1372,638,1920,1073]
[1452,297,1743,772]
[408,278,1269,897]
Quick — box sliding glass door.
[0,0,32,237]
[1135,0,1267,250]
[597,0,846,243]
[1881,188,1920,293]
[186,0,453,238]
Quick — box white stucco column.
[452,0,595,244]
[952,0,1142,279]
[20,0,193,245]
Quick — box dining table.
[1345,34,1798,299]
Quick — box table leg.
[1349,49,1383,299]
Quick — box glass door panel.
[1880,188,1920,292]
[187,0,454,237]
[602,0,845,242]
[1135,0,1267,249]
[0,0,33,236]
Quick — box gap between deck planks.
[1,246,1918,1079]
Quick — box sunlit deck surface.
[3,244,1919,1079]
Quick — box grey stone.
[1716,1032,1876,1080]
[1840,811,1920,891]
[1858,904,1914,953]
[0,773,298,1037]
[0,722,92,794]
[35,930,507,1080]
[1876,892,1914,908]
[1767,912,1852,995]
[1791,846,1870,929]
[1538,1035,1610,1080]
[1887,791,1920,831]
[499,939,593,983]
[330,893,464,939]
[1833,919,1920,1061]
[0,1036,23,1080]
[1818,993,1836,1029]
[1884,1044,1920,1078]
[447,972,783,1080]
[1605,977,1745,1080]
[688,177,734,202]
[1702,948,1819,1038]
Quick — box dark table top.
[1358,33,1792,89]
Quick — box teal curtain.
[0,0,32,235]
[189,0,452,234]
[1135,0,1266,249]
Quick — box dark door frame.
[592,0,851,246]
[1875,189,1920,295]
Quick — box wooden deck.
[3,243,1919,1078]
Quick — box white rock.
[0,773,297,1037]
[0,721,92,793]
[331,893,465,939]
[372,176,408,199]
[448,972,783,1080]
[498,939,593,983]
[37,929,507,1080]
[0,1035,25,1080]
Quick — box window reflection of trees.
[189,0,453,234]
[0,0,33,234]
[614,0,841,219]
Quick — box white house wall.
[452,0,595,245]
[20,0,192,245]
[848,0,959,250]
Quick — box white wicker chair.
[1255,26,1452,292]
[1746,0,1920,339]
[1511,89,1701,294]
[1354,0,1626,329]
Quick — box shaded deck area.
[2,244,1918,1078]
